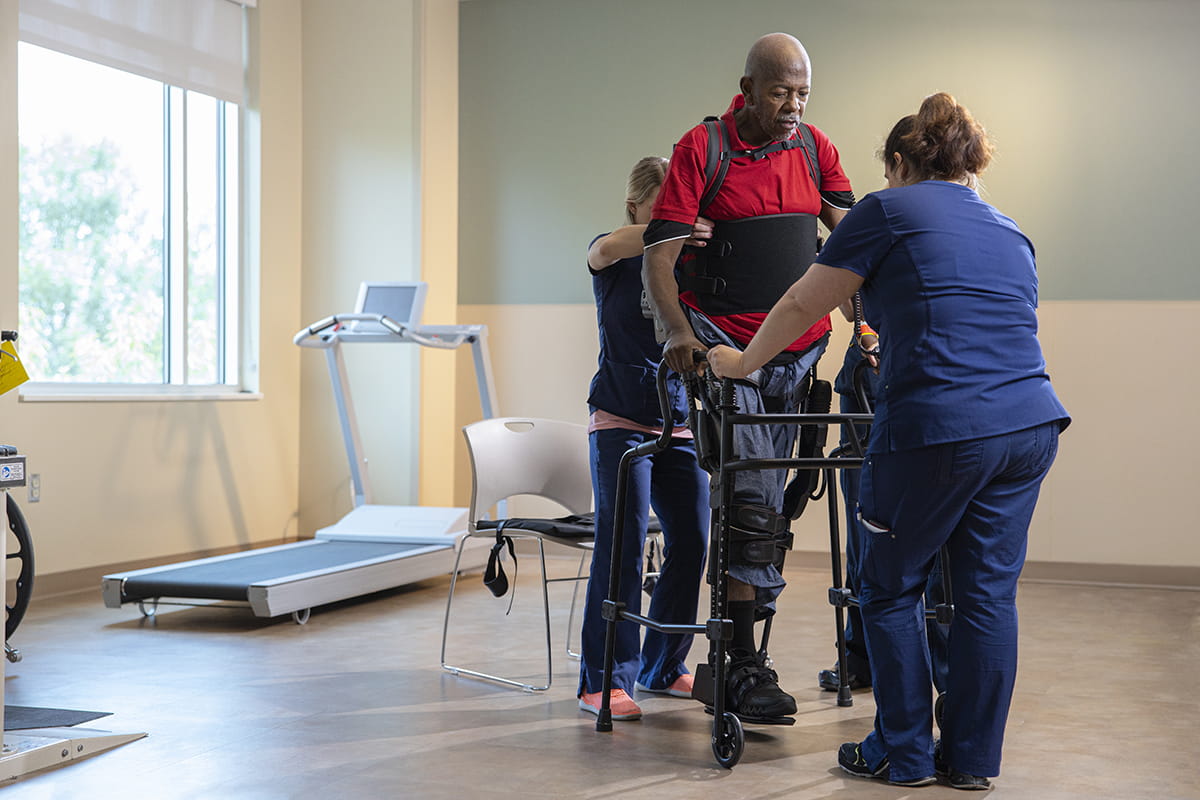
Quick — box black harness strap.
[482,521,518,612]
[699,117,729,214]
[698,116,822,214]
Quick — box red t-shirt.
[651,94,852,350]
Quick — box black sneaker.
[818,662,871,692]
[726,650,797,719]
[944,772,992,791]
[934,740,993,791]
[838,742,936,787]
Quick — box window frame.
[16,44,255,402]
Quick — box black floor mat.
[4,705,112,731]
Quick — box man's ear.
[739,76,753,105]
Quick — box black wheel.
[935,691,946,731]
[712,711,745,768]
[6,493,34,639]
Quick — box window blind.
[18,0,251,103]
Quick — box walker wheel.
[712,711,745,768]
[935,691,946,731]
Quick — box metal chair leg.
[537,538,554,691]
[440,532,552,693]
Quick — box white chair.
[440,417,595,692]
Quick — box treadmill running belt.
[120,540,433,601]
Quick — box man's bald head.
[744,33,809,82]
[736,33,813,146]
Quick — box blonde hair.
[625,156,668,224]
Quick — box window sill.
[18,384,263,403]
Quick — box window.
[18,43,241,388]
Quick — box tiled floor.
[2,558,1197,798]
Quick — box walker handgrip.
[630,363,676,457]
[0,330,16,342]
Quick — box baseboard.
[788,550,1199,590]
[1018,560,1200,590]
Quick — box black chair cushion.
[476,511,662,539]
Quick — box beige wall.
[298,0,462,535]
[298,0,423,536]
[456,301,1200,574]
[3,2,304,579]
[416,0,461,509]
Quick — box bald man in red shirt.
[641,32,855,722]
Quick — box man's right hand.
[663,332,707,375]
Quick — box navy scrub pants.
[835,342,948,690]
[578,428,709,696]
[855,421,1060,782]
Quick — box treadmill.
[102,281,496,623]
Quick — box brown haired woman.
[708,93,1069,789]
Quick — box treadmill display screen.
[353,282,426,332]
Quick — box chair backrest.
[462,417,592,523]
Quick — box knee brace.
[726,504,793,569]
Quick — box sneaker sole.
[839,763,887,780]
[634,681,691,698]
[840,764,935,787]
[578,698,641,721]
[944,777,992,791]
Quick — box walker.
[595,358,871,768]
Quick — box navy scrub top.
[816,181,1070,453]
[587,238,689,428]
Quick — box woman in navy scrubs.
[708,93,1069,789]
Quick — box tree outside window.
[18,43,240,387]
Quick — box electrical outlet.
[28,473,40,503]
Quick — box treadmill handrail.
[295,311,499,506]
[294,314,472,350]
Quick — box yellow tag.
[0,340,30,395]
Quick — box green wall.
[459,0,1199,304]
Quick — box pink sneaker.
[578,689,642,721]
[635,673,694,698]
